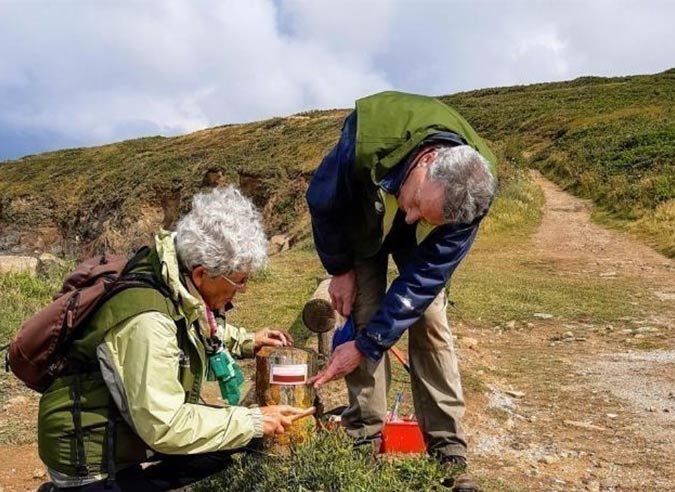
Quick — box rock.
[586,481,600,492]
[562,331,574,339]
[32,469,46,479]
[505,390,525,398]
[0,255,38,275]
[606,413,618,419]
[37,252,67,277]
[506,320,516,330]
[460,337,478,350]
[599,271,617,277]
[653,291,675,301]
[268,234,291,255]
[534,312,553,320]
[563,420,606,431]
[540,455,559,465]
[488,389,517,413]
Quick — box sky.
[0,0,673,161]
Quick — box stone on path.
[460,337,479,350]
[563,420,607,431]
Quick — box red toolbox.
[380,419,425,454]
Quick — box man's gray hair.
[175,186,268,276]
[427,145,497,224]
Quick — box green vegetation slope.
[0,68,673,257]
[443,68,674,256]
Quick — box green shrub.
[196,431,450,492]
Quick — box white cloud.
[0,0,673,159]
[0,0,391,156]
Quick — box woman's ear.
[190,265,206,290]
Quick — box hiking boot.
[36,483,57,492]
[440,456,480,491]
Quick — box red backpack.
[4,247,164,393]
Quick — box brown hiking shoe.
[450,474,481,492]
[440,456,480,491]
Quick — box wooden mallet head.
[302,298,337,334]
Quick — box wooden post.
[255,346,317,449]
[301,278,344,358]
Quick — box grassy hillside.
[0,110,346,256]
[443,68,675,256]
[0,69,673,257]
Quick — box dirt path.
[460,172,675,491]
[531,170,675,296]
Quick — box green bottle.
[208,348,245,406]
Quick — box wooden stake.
[255,346,317,450]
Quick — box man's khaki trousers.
[342,250,467,458]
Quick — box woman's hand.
[258,405,308,436]
[254,328,294,351]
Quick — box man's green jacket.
[306,91,497,361]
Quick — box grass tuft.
[196,431,450,492]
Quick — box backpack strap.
[67,286,182,482]
[105,398,118,485]
[89,287,181,333]
[71,374,89,477]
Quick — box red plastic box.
[379,419,425,454]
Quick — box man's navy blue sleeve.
[306,112,357,275]
[354,223,479,361]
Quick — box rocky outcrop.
[0,255,39,275]
[36,253,68,277]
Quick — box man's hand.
[329,270,357,317]
[254,328,294,351]
[308,340,364,388]
[259,405,306,436]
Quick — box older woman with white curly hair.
[37,186,305,492]
[175,186,269,311]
